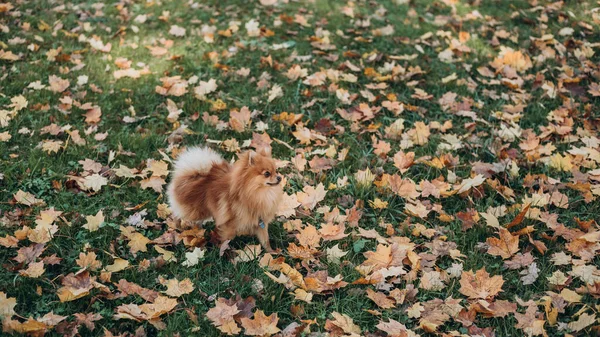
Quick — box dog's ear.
[247,150,256,166]
[258,147,272,157]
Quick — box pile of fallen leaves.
[1,0,600,336]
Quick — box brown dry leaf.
[14,190,45,206]
[206,298,241,335]
[229,106,252,132]
[57,271,94,302]
[514,304,546,336]
[19,261,45,278]
[140,176,166,193]
[568,312,596,332]
[83,211,104,232]
[115,279,158,303]
[366,288,396,309]
[139,296,178,320]
[76,252,102,270]
[74,312,102,331]
[0,292,17,319]
[105,258,129,273]
[159,277,194,297]
[127,232,151,254]
[376,319,412,336]
[3,317,49,336]
[240,310,280,336]
[506,204,531,229]
[459,269,504,300]
[486,228,519,259]
[48,75,70,93]
[491,47,532,72]
[276,193,300,218]
[296,183,327,210]
[295,225,321,248]
[83,106,102,124]
[325,312,361,336]
[83,174,108,192]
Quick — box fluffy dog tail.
[167,147,224,219]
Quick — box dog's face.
[240,148,282,188]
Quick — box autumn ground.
[1,0,600,336]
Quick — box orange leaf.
[459,269,504,300]
[240,310,280,336]
[506,204,530,229]
[486,228,519,259]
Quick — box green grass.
[1,0,600,336]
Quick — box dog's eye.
[264,171,271,177]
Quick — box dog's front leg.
[255,224,273,253]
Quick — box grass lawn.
[1,0,600,336]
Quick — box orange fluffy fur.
[167,147,283,251]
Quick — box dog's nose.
[276,176,282,182]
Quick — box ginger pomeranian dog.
[167,147,283,252]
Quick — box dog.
[167,147,283,252]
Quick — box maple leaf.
[514,304,546,336]
[292,126,313,145]
[420,271,445,291]
[319,222,348,241]
[116,279,159,302]
[41,139,63,153]
[140,176,166,193]
[105,258,129,273]
[520,262,539,285]
[206,298,241,335]
[376,319,412,337]
[457,174,486,194]
[127,232,150,254]
[366,288,395,309]
[325,312,361,336]
[233,245,262,264]
[57,271,94,302]
[146,160,169,177]
[296,183,327,210]
[240,310,280,336]
[139,296,178,320]
[568,312,596,332]
[326,244,348,264]
[14,244,45,264]
[459,269,504,300]
[194,78,218,99]
[0,235,18,248]
[74,312,102,331]
[393,151,414,173]
[83,174,108,192]
[229,107,252,132]
[286,65,308,80]
[355,169,376,188]
[388,175,420,199]
[486,228,519,259]
[48,75,70,93]
[4,317,49,335]
[14,190,45,206]
[0,131,11,142]
[0,292,17,320]
[267,84,283,102]
[83,211,104,232]
[169,25,186,37]
[490,47,532,72]
[296,225,321,248]
[181,247,205,267]
[76,252,102,270]
[159,277,194,297]
[19,261,45,278]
